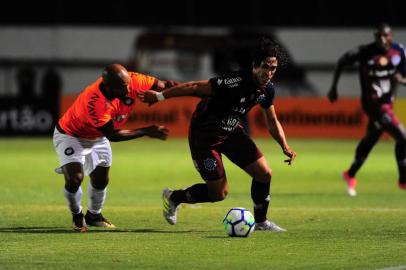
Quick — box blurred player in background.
[328,23,406,196]
[53,64,173,232]
[139,38,297,232]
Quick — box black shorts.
[188,126,263,181]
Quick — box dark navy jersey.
[191,69,275,134]
[341,42,406,112]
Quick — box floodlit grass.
[0,138,405,270]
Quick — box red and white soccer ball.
[223,207,256,237]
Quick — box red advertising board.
[61,95,404,139]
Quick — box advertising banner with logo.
[61,95,405,139]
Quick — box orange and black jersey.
[59,72,156,139]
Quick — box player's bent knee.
[209,189,228,202]
[64,172,84,192]
[255,170,272,183]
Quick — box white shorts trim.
[53,128,112,176]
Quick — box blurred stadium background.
[1,0,406,138]
[2,1,406,269]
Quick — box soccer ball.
[223,207,255,237]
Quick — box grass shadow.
[0,226,214,234]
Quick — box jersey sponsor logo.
[87,93,103,125]
[217,79,223,85]
[233,107,246,114]
[124,97,134,106]
[221,115,240,131]
[203,158,217,171]
[64,147,74,156]
[224,77,242,85]
[113,114,127,122]
[223,77,242,88]
[379,56,388,66]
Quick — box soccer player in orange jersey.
[53,64,172,232]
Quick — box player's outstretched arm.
[152,79,181,91]
[138,80,212,105]
[328,57,345,103]
[328,48,360,103]
[262,106,297,165]
[97,121,168,142]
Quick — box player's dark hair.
[252,37,288,68]
[374,23,391,34]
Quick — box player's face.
[253,57,278,87]
[375,28,393,50]
[106,71,131,99]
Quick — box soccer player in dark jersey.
[328,23,406,196]
[138,38,297,231]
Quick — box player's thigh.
[377,108,406,141]
[53,129,85,168]
[63,161,84,178]
[243,156,272,183]
[221,129,264,172]
[189,137,226,181]
[83,138,112,176]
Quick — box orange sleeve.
[129,72,157,92]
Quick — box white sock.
[64,187,83,214]
[87,182,107,214]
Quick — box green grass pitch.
[0,137,405,270]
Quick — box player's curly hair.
[252,37,289,68]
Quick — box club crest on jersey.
[64,147,74,156]
[123,97,134,106]
[256,94,266,104]
[203,158,217,171]
[391,55,401,66]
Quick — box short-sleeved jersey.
[59,72,156,139]
[342,42,406,112]
[191,69,275,135]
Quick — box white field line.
[373,265,406,270]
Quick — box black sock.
[170,183,210,205]
[395,141,406,182]
[251,179,270,223]
[348,137,378,177]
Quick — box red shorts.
[188,126,263,181]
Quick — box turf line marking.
[374,265,406,270]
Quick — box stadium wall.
[61,96,405,139]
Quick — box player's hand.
[327,86,338,103]
[137,91,159,106]
[143,125,169,140]
[165,80,180,88]
[282,146,297,165]
[394,73,406,84]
